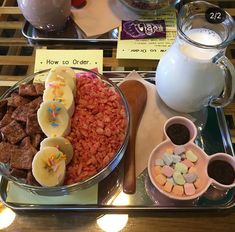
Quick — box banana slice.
[45,66,76,95]
[32,146,66,187]
[37,100,71,137]
[40,137,73,165]
[43,81,75,116]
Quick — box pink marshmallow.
[184,183,196,196]
[181,159,194,168]
[161,165,174,177]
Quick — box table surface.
[1,0,235,231]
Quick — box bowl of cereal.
[148,116,235,200]
[0,67,130,196]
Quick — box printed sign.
[34,49,103,82]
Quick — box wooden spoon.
[119,80,147,194]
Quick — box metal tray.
[22,19,118,44]
[0,71,234,211]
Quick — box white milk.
[156,28,225,113]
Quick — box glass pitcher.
[156,1,235,113]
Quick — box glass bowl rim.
[0,67,130,195]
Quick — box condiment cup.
[207,153,235,190]
[163,116,197,144]
[148,116,235,201]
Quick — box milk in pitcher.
[156,28,225,113]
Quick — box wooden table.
[1,0,235,231]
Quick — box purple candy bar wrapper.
[121,20,166,40]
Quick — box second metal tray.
[0,71,234,211]
[22,19,118,44]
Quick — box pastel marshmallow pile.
[152,146,202,196]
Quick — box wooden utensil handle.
[123,132,136,194]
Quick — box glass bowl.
[0,67,130,196]
[119,0,180,14]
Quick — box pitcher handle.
[209,56,235,108]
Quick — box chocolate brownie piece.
[10,168,27,179]
[0,142,17,163]
[27,96,42,110]
[10,146,36,170]
[26,113,42,135]
[1,120,27,144]
[0,100,7,120]
[8,93,30,107]
[34,83,45,96]
[31,133,42,148]
[11,97,42,122]
[11,105,35,122]
[19,84,37,97]
[0,107,14,128]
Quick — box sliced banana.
[37,100,71,137]
[40,137,73,165]
[43,81,75,116]
[32,147,66,187]
[45,66,76,95]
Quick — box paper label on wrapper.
[117,8,177,60]
[34,49,103,82]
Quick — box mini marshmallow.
[175,162,188,174]
[166,148,173,154]
[173,146,186,156]
[153,165,162,176]
[155,159,165,166]
[184,183,196,196]
[186,150,198,162]
[161,165,174,177]
[163,181,173,193]
[183,173,197,183]
[172,185,184,196]
[173,171,185,185]
[188,166,197,174]
[163,154,173,166]
[181,159,194,168]
[172,155,181,163]
[167,177,175,185]
[155,174,167,186]
[194,178,202,189]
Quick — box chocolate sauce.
[208,160,235,185]
[166,123,190,145]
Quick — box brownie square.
[27,96,43,110]
[0,107,14,128]
[8,93,30,107]
[31,133,42,148]
[10,168,28,179]
[10,147,35,170]
[12,105,35,122]
[34,83,45,96]
[19,84,37,97]
[26,114,42,135]
[1,120,27,144]
[0,142,17,163]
